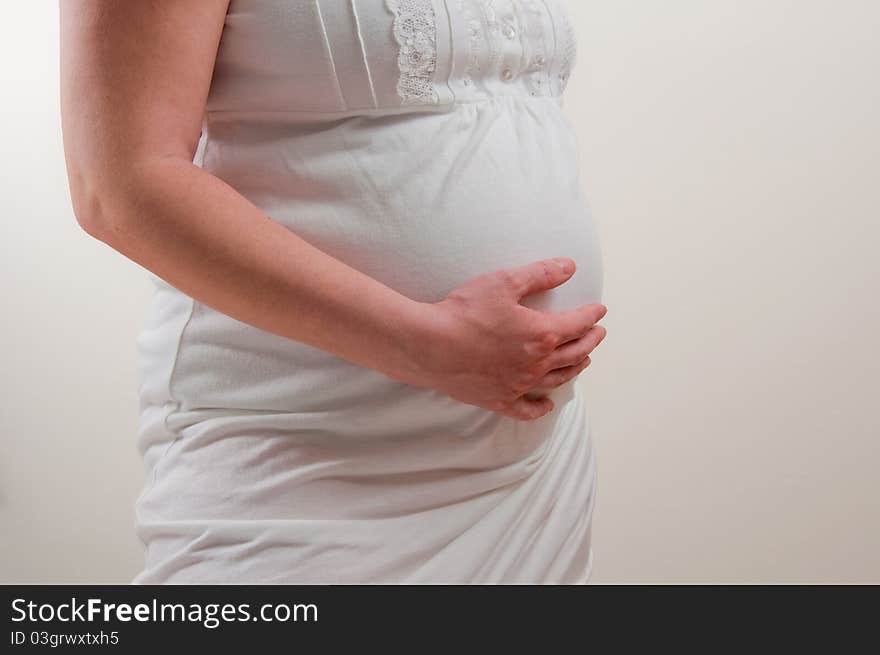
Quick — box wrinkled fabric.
[133,0,604,584]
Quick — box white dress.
[133,0,604,584]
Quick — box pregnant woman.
[60,0,607,583]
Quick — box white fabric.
[132,0,604,584]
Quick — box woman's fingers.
[546,303,607,344]
[544,324,606,370]
[536,354,592,390]
[429,258,609,421]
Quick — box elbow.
[70,190,108,242]
[66,152,190,245]
[65,161,123,243]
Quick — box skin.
[59,0,608,421]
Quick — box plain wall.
[1,1,877,583]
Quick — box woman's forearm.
[74,153,431,384]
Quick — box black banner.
[2,585,876,649]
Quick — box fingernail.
[555,258,572,274]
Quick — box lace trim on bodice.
[385,0,440,105]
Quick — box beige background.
[1,1,877,583]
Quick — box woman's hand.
[399,257,607,421]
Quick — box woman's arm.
[60,0,429,381]
[59,1,607,420]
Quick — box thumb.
[505,257,576,301]
[506,395,555,421]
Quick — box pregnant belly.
[204,97,604,314]
[392,186,603,314]
[340,183,605,315]
[137,108,602,468]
